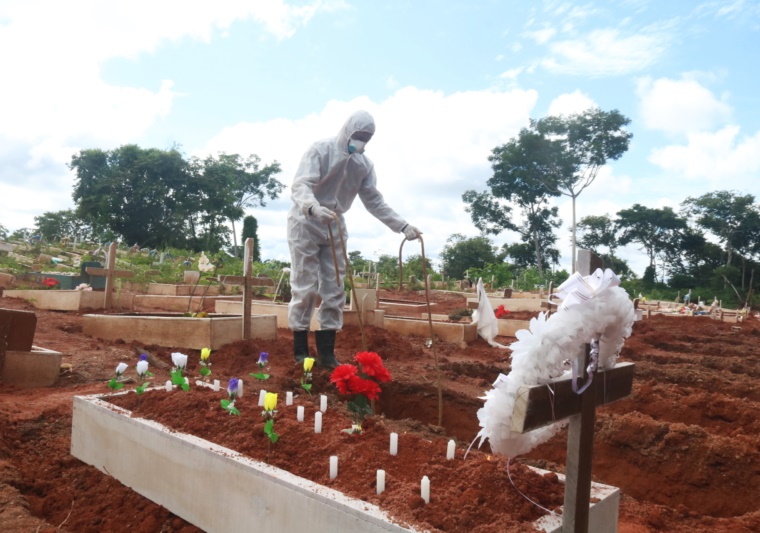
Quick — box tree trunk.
[533,229,544,276]
[571,195,577,272]
[230,218,239,257]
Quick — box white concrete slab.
[71,392,620,533]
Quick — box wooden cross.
[85,242,134,310]
[510,249,635,532]
[242,238,253,340]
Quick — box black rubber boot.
[315,330,340,369]
[293,330,309,363]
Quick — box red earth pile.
[0,288,759,532]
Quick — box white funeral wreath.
[473,268,635,458]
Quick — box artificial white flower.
[171,352,188,370]
[115,362,128,376]
[136,360,149,378]
[474,268,635,458]
[198,251,215,273]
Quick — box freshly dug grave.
[0,289,759,532]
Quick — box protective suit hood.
[337,110,375,154]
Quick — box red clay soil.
[0,288,759,532]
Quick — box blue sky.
[1,0,759,278]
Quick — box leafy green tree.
[535,108,632,270]
[598,253,633,280]
[403,254,434,280]
[193,153,283,253]
[71,145,192,248]
[464,126,561,275]
[348,250,370,276]
[70,145,282,253]
[8,228,31,241]
[0,223,8,239]
[616,204,687,275]
[682,191,760,269]
[33,209,101,243]
[439,234,500,280]
[577,214,618,254]
[375,254,400,283]
[241,215,261,261]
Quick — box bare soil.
[0,288,759,532]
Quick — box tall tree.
[464,127,562,275]
[193,153,283,253]
[535,108,632,270]
[616,204,687,274]
[681,191,760,268]
[241,215,261,261]
[577,214,618,254]
[439,234,500,280]
[33,209,108,243]
[71,145,192,248]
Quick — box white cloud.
[648,126,760,190]
[525,27,557,44]
[0,1,338,186]
[546,90,597,116]
[499,67,524,80]
[541,28,669,76]
[637,76,732,134]
[200,87,540,262]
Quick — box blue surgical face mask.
[348,139,366,154]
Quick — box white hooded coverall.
[287,110,408,331]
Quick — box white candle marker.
[258,390,267,407]
[238,380,244,398]
[286,391,293,406]
[446,439,456,460]
[329,456,338,479]
[390,432,398,456]
[421,476,430,504]
[212,379,220,392]
[377,470,386,494]
[165,380,172,392]
[314,411,322,433]
[297,405,305,422]
[320,394,328,412]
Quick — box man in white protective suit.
[287,110,422,369]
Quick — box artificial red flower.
[494,304,510,319]
[329,364,358,395]
[354,351,392,382]
[42,278,59,288]
[349,376,382,400]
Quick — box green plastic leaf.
[200,367,211,376]
[249,372,270,381]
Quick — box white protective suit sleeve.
[290,110,408,233]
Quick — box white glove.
[310,205,336,224]
[402,224,422,240]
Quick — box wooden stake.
[242,238,253,341]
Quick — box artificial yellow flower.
[264,392,278,412]
[200,347,211,361]
[303,357,315,372]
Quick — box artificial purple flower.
[227,378,240,399]
[139,353,148,361]
[257,352,269,366]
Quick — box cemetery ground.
[0,290,759,532]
